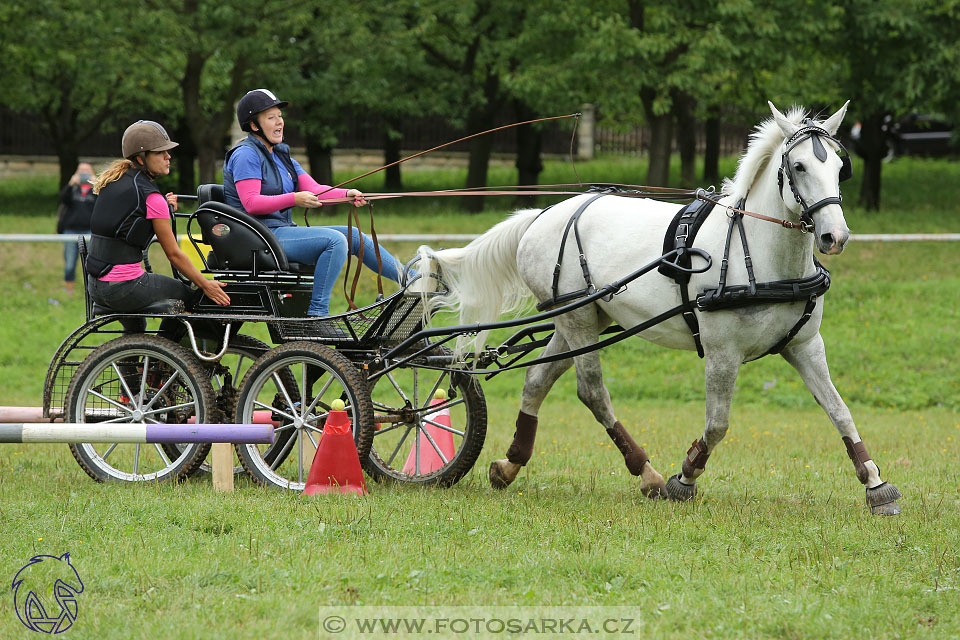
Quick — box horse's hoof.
[641,482,668,499]
[866,482,902,516]
[640,466,667,499]
[489,460,521,490]
[665,474,697,502]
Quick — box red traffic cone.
[402,389,457,474]
[303,399,368,496]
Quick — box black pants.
[87,272,195,338]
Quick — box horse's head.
[769,101,852,254]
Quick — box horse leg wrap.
[505,411,538,466]
[681,438,710,480]
[842,436,872,485]
[606,421,650,476]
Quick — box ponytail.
[93,159,135,194]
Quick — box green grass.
[0,157,959,638]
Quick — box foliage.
[0,0,153,184]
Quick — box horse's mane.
[721,106,808,202]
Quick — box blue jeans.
[273,225,403,316]
[63,230,88,282]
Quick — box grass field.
[1,156,959,638]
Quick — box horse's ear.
[819,100,850,136]
[768,101,799,139]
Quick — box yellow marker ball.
[331,399,346,411]
[434,388,448,400]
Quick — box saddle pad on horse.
[657,198,717,285]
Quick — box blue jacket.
[223,134,300,229]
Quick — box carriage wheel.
[364,345,487,486]
[65,334,215,483]
[233,342,374,491]
[171,334,278,477]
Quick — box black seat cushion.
[197,183,225,204]
[194,201,290,272]
[92,299,185,316]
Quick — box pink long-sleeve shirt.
[234,175,349,215]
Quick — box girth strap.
[537,194,607,311]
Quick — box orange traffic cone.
[402,389,456,474]
[303,399,368,496]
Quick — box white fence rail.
[2,233,959,244]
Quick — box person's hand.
[201,280,230,306]
[347,189,367,206]
[294,191,322,208]
[165,192,178,212]
[68,173,81,186]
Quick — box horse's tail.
[416,208,541,354]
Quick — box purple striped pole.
[0,423,274,444]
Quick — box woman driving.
[223,89,403,317]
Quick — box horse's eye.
[794,162,805,173]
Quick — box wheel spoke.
[418,424,450,465]
[373,422,406,437]
[272,371,300,418]
[138,356,150,405]
[88,388,134,414]
[142,401,195,417]
[154,443,172,466]
[110,362,136,402]
[142,369,181,411]
[269,432,297,471]
[101,443,118,461]
[133,443,141,475]
[385,371,410,404]
[421,417,465,437]
[419,373,446,410]
[303,375,334,416]
[386,425,414,468]
[297,428,304,484]
[253,400,295,423]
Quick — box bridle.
[777,122,852,226]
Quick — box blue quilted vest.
[223,134,299,229]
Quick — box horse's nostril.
[820,233,835,247]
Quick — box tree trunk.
[462,74,502,213]
[514,99,543,208]
[383,116,403,191]
[703,109,721,185]
[173,120,198,193]
[305,136,334,186]
[640,88,673,186]
[196,144,217,187]
[673,91,697,187]
[56,141,79,190]
[856,113,885,210]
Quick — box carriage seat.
[91,299,186,317]
[194,184,312,275]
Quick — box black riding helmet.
[237,89,288,136]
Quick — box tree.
[0,0,152,187]
[145,0,287,192]
[816,0,953,210]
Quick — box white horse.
[417,101,902,515]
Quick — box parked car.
[849,113,956,159]
[889,114,955,157]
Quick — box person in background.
[57,162,97,293]
[223,89,404,318]
[87,120,229,334]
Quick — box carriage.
[42,102,903,514]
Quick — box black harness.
[541,188,832,361]
[778,122,852,224]
[658,199,831,359]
